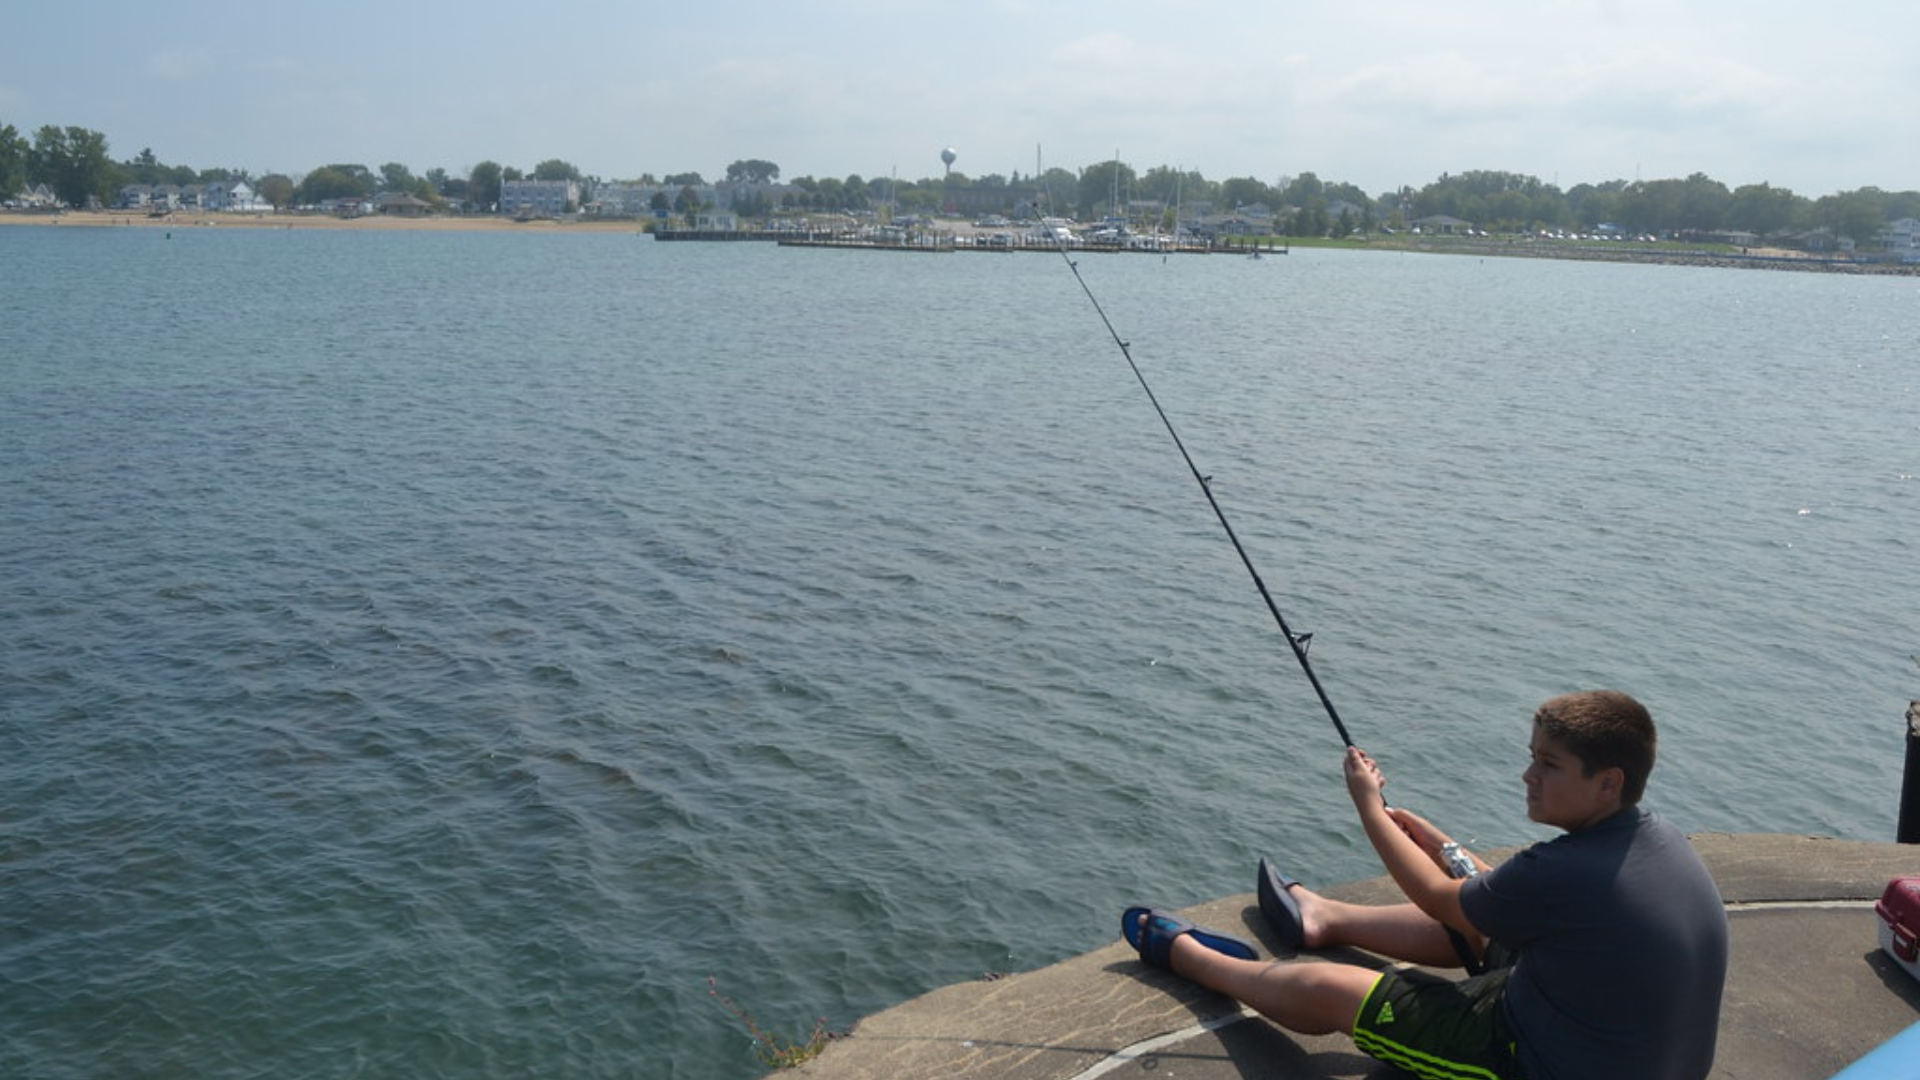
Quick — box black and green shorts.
[1349,966,1524,1080]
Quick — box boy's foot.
[1121,906,1259,971]
[1257,857,1308,952]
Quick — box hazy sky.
[2,0,1910,197]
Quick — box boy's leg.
[1167,932,1379,1035]
[1293,884,1470,968]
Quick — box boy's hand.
[1344,746,1386,807]
[1386,807,1451,864]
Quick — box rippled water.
[2,226,1915,1079]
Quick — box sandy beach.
[0,209,652,233]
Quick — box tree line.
[773,163,1918,244]
[5,119,1916,243]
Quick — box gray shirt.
[1461,807,1728,1080]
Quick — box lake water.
[2,225,1915,1079]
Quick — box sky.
[2,0,1912,198]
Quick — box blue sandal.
[1121,906,1259,970]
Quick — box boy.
[1122,690,1728,1080]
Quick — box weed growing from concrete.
[707,976,834,1068]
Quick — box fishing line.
[1036,175,1353,749]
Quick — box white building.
[587,182,658,215]
[500,179,579,217]
[201,180,264,212]
[1881,218,1920,263]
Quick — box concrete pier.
[782,834,1919,1080]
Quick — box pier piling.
[1899,701,1920,843]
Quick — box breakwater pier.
[782,834,1920,1080]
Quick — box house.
[1411,214,1474,235]
[202,180,263,212]
[587,182,655,216]
[1783,228,1854,254]
[1194,214,1260,236]
[1881,218,1919,262]
[375,192,432,217]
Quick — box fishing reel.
[1442,842,1481,879]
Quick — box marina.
[765,230,1284,255]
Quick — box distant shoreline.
[0,209,649,233]
[9,209,1913,275]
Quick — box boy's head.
[1532,690,1657,807]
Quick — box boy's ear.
[1598,766,1625,798]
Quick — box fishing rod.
[1043,203,1497,959]
[1043,224,1355,750]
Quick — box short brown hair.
[1533,690,1658,805]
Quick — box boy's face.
[1523,725,1624,832]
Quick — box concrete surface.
[782,834,1920,1080]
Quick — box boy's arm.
[1390,806,1495,876]
[1344,748,1481,939]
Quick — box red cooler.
[1874,877,1920,979]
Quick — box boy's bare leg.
[1293,883,1471,968]
[1167,932,1379,1035]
